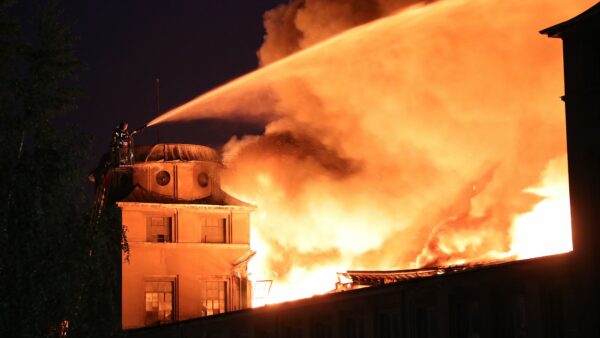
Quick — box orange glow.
[510,155,573,259]
[149,0,595,305]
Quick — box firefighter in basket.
[111,121,146,166]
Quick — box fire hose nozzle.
[133,124,147,134]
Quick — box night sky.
[59,0,286,167]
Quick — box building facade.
[117,144,254,329]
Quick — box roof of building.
[134,144,221,163]
[541,2,600,37]
[120,185,254,208]
[339,260,512,286]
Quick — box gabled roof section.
[541,2,600,38]
[134,144,221,163]
[119,185,254,208]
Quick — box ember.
[148,0,594,305]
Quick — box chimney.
[541,3,600,332]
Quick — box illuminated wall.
[117,144,254,329]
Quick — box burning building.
[121,2,600,337]
[108,144,255,329]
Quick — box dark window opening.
[311,320,332,338]
[415,305,437,338]
[341,316,364,338]
[198,172,209,187]
[451,299,481,338]
[510,295,527,338]
[283,326,302,338]
[542,289,565,338]
[156,170,171,186]
[379,311,401,338]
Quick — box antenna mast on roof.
[155,78,160,144]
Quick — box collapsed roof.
[336,259,513,290]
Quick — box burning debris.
[334,259,513,292]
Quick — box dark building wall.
[128,254,585,338]
[561,18,600,269]
[541,4,600,334]
[562,31,600,337]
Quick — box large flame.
[510,154,573,260]
[148,0,594,305]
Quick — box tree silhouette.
[0,1,122,337]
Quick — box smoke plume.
[258,0,435,65]
[149,0,595,301]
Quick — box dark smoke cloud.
[259,0,436,65]
[223,128,362,207]
[230,131,361,177]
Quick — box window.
[283,326,302,338]
[147,217,173,242]
[156,170,170,186]
[201,217,227,243]
[542,289,564,338]
[200,280,227,316]
[254,328,276,338]
[415,305,437,338]
[341,316,364,338]
[198,172,209,187]
[145,281,174,325]
[379,311,401,338]
[451,299,481,338]
[310,321,332,338]
[510,295,526,338]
